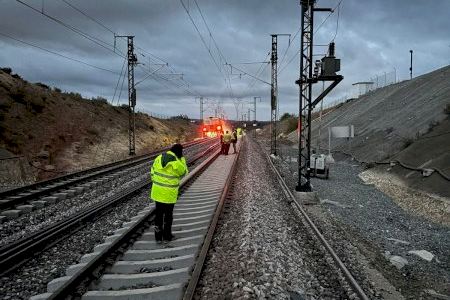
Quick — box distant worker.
[150,143,188,243]
[231,129,238,154]
[219,131,225,154]
[237,127,242,137]
[223,130,232,155]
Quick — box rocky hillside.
[0,68,198,188]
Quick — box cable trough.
[30,139,240,300]
[0,140,219,277]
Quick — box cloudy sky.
[1,0,449,120]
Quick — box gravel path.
[195,138,352,299]
[271,142,450,299]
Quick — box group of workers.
[149,126,244,243]
[220,127,242,155]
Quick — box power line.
[57,0,203,100]
[0,31,120,75]
[112,57,127,103]
[60,0,115,34]
[15,0,124,58]
[180,0,234,99]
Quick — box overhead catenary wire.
[15,0,125,58]
[58,0,205,100]
[0,32,120,75]
[180,0,235,99]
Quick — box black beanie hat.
[170,143,183,158]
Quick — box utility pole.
[116,35,138,156]
[409,49,413,80]
[248,108,251,121]
[270,34,290,155]
[252,96,261,137]
[270,34,278,155]
[198,97,206,121]
[295,1,343,192]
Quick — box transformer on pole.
[115,35,138,156]
[295,0,343,192]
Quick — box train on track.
[201,116,230,138]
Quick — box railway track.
[30,139,240,300]
[0,138,215,218]
[0,140,219,277]
[263,145,370,300]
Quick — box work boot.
[154,226,163,244]
[163,233,175,242]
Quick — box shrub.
[1,67,12,74]
[280,113,294,121]
[11,73,22,80]
[10,88,26,103]
[285,118,298,133]
[91,96,108,104]
[53,87,62,93]
[171,114,189,120]
[36,82,50,89]
[30,101,45,113]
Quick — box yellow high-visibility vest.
[223,133,232,143]
[150,151,188,204]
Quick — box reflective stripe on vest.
[152,181,179,188]
[153,171,180,180]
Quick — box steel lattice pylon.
[270,35,278,155]
[296,0,314,191]
[126,36,137,156]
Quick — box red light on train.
[217,125,221,130]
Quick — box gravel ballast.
[195,138,354,299]
[0,140,215,247]
[0,141,216,300]
[271,141,449,299]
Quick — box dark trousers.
[232,142,237,153]
[224,143,230,155]
[220,142,225,154]
[154,201,175,241]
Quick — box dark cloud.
[0,0,449,120]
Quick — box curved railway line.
[0,138,215,214]
[28,138,371,300]
[0,138,219,277]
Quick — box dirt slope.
[285,65,450,197]
[0,68,198,187]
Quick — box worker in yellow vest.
[237,127,242,137]
[222,130,232,155]
[150,144,188,243]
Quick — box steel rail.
[264,148,370,300]
[46,142,222,299]
[0,141,219,277]
[0,138,214,210]
[182,137,242,300]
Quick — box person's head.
[170,143,183,158]
[226,130,229,134]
